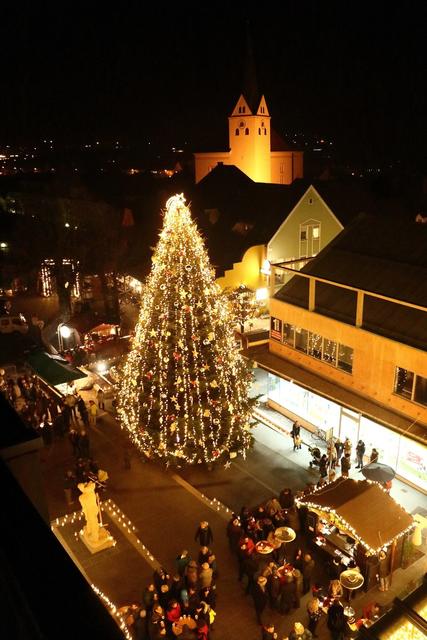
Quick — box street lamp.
[57,323,72,352]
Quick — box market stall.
[296,478,415,591]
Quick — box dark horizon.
[1,2,426,169]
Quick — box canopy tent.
[27,351,86,387]
[296,477,414,554]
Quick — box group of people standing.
[120,521,218,639]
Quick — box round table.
[340,570,364,603]
[255,540,274,555]
[274,526,296,543]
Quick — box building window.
[245,128,249,135]
[308,332,322,359]
[337,345,353,373]
[322,339,337,365]
[282,323,295,347]
[295,327,308,353]
[395,367,427,406]
[308,197,314,205]
[414,375,427,406]
[264,129,267,135]
[240,121,245,128]
[258,128,261,135]
[235,128,239,136]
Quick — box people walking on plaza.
[89,400,97,427]
[289,621,313,640]
[195,521,213,547]
[291,421,301,450]
[97,387,105,410]
[76,395,89,427]
[370,448,379,464]
[356,439,366,468]
[251,575,268,625]
[341,453,351,477]
[334,438,344,463]
[307,597,322,637]
[68,428,80,457]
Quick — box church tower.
[228,93,271,183]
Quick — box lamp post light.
[58,323,72,352]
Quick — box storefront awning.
[27,351,86,387]
[297,477,414,553]
[245,344,427,444]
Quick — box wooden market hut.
[296,477,415,590]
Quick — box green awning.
[26,351,86,387]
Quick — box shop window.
[414,374,427,406]
[295,327,308,353]
[394,367,414,400]
[308,332,322,359]
[282,323,295,347]
[322,339,337,365]
[337,344,353,373]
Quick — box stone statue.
[78,481,101,543]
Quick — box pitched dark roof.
[298,478,413,552]
[192,166,415,274]
[275,213,427,350]
[271,128,293,152]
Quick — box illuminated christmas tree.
[117,194,255,465]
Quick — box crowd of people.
[225,487,382,640]
[119,521,218,639]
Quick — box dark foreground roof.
[275,213,427,350]
[298,477,413,551]
[0,394,123,640]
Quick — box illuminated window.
[308,332,322,359]
[414,374,427,406]
[295,327,308,353]
[322,339,337,365]
[282,323,295,347]
[395,367,427,406]
[337,345,353,373]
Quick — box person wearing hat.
[289,621,313,639]
[251,575,268,625]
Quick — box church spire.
[242,20,259,114]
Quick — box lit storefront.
[267,371,427,493]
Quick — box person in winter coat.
[200,585,216,609]
[307,597,322,636]
[262,623,278,640]
[166,600,181,624]
[185,560,199,589]
[327,601,346,640]
[302,554,315,594]
[176,549,191,577]
[268,567,282,611]
[153,567,170,592]
[344,438,352,457]
[292,568,304,608]
[133,609,149,640]
[291,421,301,450]
[356,440,366,468]
[227,516,243,553]
[341,453,351,477]
[370,448,379,464]
[198,546,211,565]
[251,576,268,625]
[199,562,213,589]
[289,621,313,640]
[142,584,157,612]
[280,574,296,615]
[378,550,391,591]
[194,521,213,546]
[319,454,328,478]
[334,438,344,463]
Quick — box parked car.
[0,314,29,335]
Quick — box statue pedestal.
[79,525,115,554]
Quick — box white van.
[0,314,29,335]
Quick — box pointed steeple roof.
[241,20,260,113]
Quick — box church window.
[235,128,239,136]
[258,128,261,135]
[240,121,245,128]
[264,129,267,135]
[262,122,264,127]
[245,128,249,135]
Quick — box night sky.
[1,2,426,167]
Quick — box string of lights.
[116,194,255,465]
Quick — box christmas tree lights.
[116,194,255,465]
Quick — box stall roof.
[27,351,86,387]
[298,477,414,552]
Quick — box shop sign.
[270,317,282,341]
